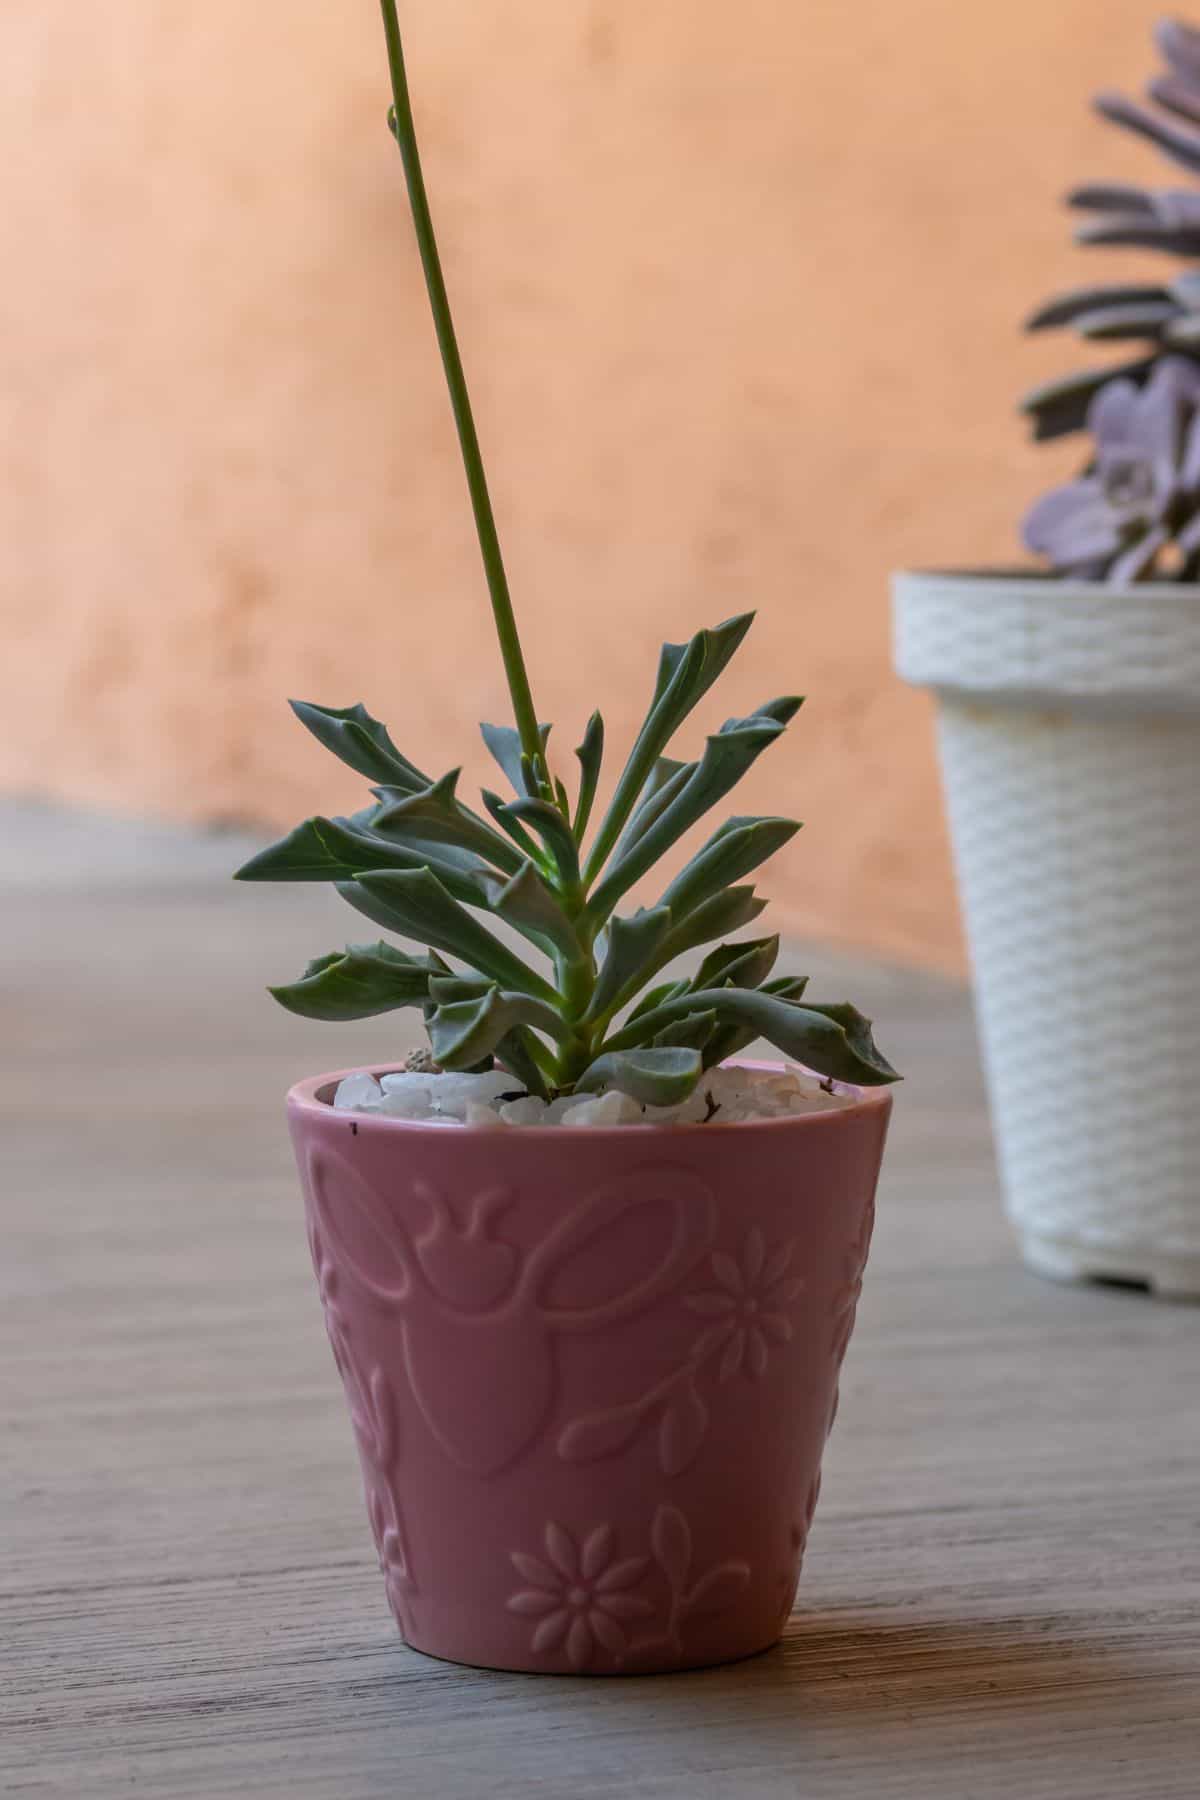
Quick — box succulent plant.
[1020,16,1200,578]
[1023,22,1200,437]
[1023,355,1200,580]
[234,2,898,1110]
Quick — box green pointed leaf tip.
[606,985,899,1087]
[482,859,584,959]
[289,700,429,790]
[352,867,558,1002]
[481,721,552,797]
[428,986,567,1068]
[583,613,757,882]
[500,796,581,887]
[692,934,781,992]
[584,907,674,1023]
[587,717,788,924]
[269,941,441,1022]
[370,770,522,874]
[573,711,605,839]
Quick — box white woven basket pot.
[894,569,1200,1300]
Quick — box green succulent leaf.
[480,788,546,863]
[650,884,768,965]
[575,1045,704,1106]
[289,700,432,790]
[352,867,558,1001]
[480,859,584,959]
[797,1002,902,1081]
[233,815,490,906]
[627,977,691,1023]
[587,716,787,924]
[500,797,581,889]
[605,984,898,1086]
[657,816,800,922]
[427,974,494,1006]
[370,769,521,873]
[427,985,567,1069]
[346,800,483,868]
[583,906,674,1024]
[692,934,781,993]
[268,940,443,1022]
[481,721,552,797]
[583,613,756,882]
[572,710,605,841]
[744,695,804,728]
[652,1008,717,1052]
[701,974,810,1068]
[612,756,693,860]
[494,1026,553,1101]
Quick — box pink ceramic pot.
[287,1064,891,1674]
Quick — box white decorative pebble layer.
[330,1063,857,1127]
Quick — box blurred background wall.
[0,1,1166,970]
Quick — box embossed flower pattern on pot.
[506,1523,652,1670]
[684,1227,804,1383]
[508,1508,751,1670]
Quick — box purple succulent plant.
[1022,18,1200,578]
[1022,358,1200,580]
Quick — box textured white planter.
[894,569,1200,1300]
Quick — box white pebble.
[499,1096,547,1126]
[566,1089,645,1127]
[464,1100,506,1129]
[428,1070,518,1120]
[329,1063,859,1126]
[333,1072,385,1112]
[544,1094,587,1123]
[376,1071,436,1119]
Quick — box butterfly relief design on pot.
[304,1148,716,1477]
[558,1225,805,1476]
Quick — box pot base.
[1020,1230,1200,1302]
[398,1625,784,1678]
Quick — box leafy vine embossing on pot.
[506,1508,750,1671]
[557,1226,805,1476]
[306,1149,715,1476]
[831,1199,875,1363]
[308,1218,353,1380]
[367,1478,416,1635]
[308,1217,416,1626]
[824,1199,875,1440]
[775,1469,823,1630]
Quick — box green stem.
[379,1,543,772]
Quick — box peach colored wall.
[0,2,1167,969]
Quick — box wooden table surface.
[3,803,1198,1798]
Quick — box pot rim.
[893,565,1200,600]
[286,1058,894,1138]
